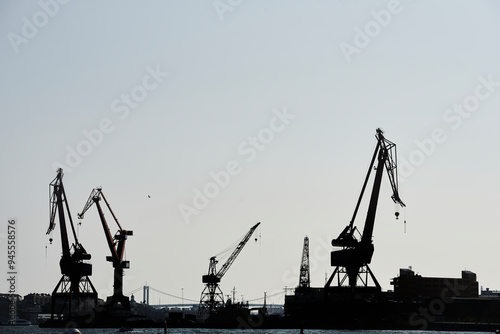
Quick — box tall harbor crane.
[298,236,310,289]
[78,187,133,310]
[198,222,260,319]
[46,168,97,320]
[325,129,405,294]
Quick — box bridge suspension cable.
[148,286,198,303]
[125,285,284,305]
[124,286,143,296]
[245,290,285,303]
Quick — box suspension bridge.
[124,285,285,309]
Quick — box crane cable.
[394,200,407,233]
[404,206,407,233]
[45,237,48,266]
[214,227,251,261]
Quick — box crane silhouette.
[198,222,260,319]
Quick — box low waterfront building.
[390,268,478,302]
[23,293,51,307]
[480,287,500,298]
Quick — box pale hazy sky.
[1,1,500,306]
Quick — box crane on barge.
[46,168,97,320]
[325,128,405,294]
[78,187,133,310]
[198,222,260,319]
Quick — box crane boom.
[47,169,83,258]
[380,131,405,207]
[217,222,260,279]
[361,129,405,245]
[47,168,92,271]
[79,188,120,261]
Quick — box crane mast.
[198,222,260,319]
[78,187,133,310]
[325,129,405,295]
[46,168,97,320]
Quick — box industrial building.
[391,268,478,301]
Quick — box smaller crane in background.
[78,187,133,310]
[198,222,261,319]
[298,236,310,289]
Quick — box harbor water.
[0,328,493,334]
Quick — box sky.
[1,0,500,307]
